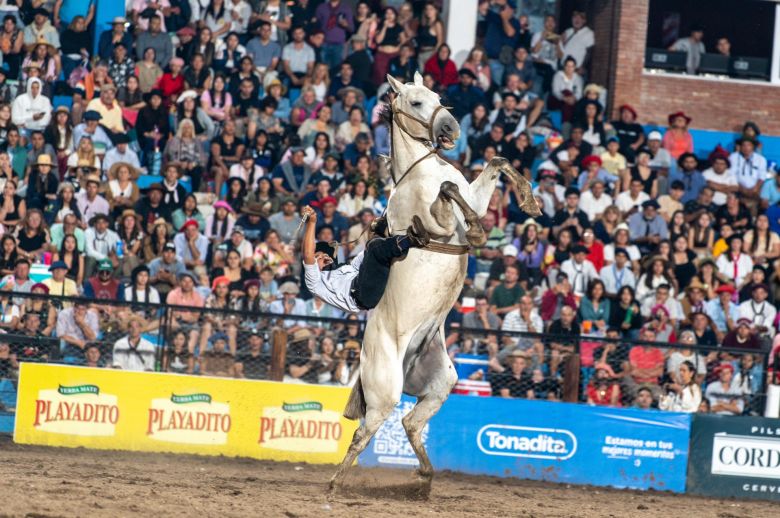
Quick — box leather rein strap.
[389,100,469,256]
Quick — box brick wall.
[593,0,779,135]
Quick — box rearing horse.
[329,72,541,492]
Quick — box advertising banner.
[14,363,358,464]
[688,414,780,500]
[361,395,691,492]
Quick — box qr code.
[372,401,429,462]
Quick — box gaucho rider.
[302,205,428,311]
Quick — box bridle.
[390,98,450,189]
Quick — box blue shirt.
[760,179,780,206]
[483,9,520,59]
[767,203,780,235]
[669,169,706,204]
[705,299,740,333]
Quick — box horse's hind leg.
[401,329,457,492]
[329,323,404,492]
[439,181,486,247]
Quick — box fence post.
[269,328,288,381]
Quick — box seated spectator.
[586,363,621,407]
[632,386,655,410]
[200,332,235,377]
[560,244,598,298]
[492,351,532,399]
[716,234,753,288]
[489,263,524,317]
[56,302,99,364]
[705,363,745,415]
[84,213,120,277]
[112,315,156,371]
[269,281,307,332]
[175,219,210,278]
[163,330,195,374]
[579,279,610,335]
[234,328,268,380]
[722,318,761,351]
[285,328,317,383]
[148,242,185,297]
[501,295,544,366]
[600,247,636,297]
[547,305,580,375]
[663,111,694,161]
[43,260,78,298]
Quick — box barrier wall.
[359,395,692,493]
[13,364,358,464]
[688,414,780,501]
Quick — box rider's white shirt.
[303,252,364,314]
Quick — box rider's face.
[315,252,333,270]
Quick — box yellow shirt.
[600,151,627,175]
[44,278,79,300]
[86,99,124,133]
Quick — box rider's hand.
[302,205,317,223]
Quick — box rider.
[302,205,429,311]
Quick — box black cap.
[670,180,685,190]
[564,187,580,198]
[614,247,629,258]
[572,244,589,254]
[642,199,660,210]
[163,242,176,251]
[315,241,336,259]
[458,67,477,80]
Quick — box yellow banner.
[14,363,359,464]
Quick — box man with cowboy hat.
[235,202,270,242]
[23,8,60,51]
[73,110,113,152]
[300,205,429,313]
[76,173,110,225]
[85,214,120,276]
[25,153,58,212]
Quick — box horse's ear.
[413,71,423,86]
[386,74,404,93]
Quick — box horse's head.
[386,72,460,150]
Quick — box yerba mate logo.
[33,384,119,436]
[477,425,577,460]
[146,392,231,445]
[259,400,343,453]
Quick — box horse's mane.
[379,104,393,128]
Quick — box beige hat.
[279,281,300,295]
[612,222,630,237]
[108,161,140,181]
[35,154,53,167]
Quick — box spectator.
[722,318,761,350]
[670,153,705,204]
[489,263,524,317]
[560,244,598,298]
[705,363,744,415]
[174,219,210,278]
[628,200,667,256]
[625,326,664,397]
[669,24,705,75]
[423,44,458,89]
[464,294,501,331]
[200,332,236,377]
[662,111,694,161]
[167,271,205,353]
[112,315,156,371]
[586,363,621,407]
[148,242,185,297]
[540,271,577,322]
[492,351,532,399]
[559,10,594,73]
[600,247,636,296]
[56,301,99,364]
[234,328,268,379]
[705,284,739,339]
[501,295,544,364]
[43,260,78,297]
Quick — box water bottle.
[116,239,124,258]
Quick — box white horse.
[329,72,541,492]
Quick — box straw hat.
[34,154,53,167]
[108,161,140,181]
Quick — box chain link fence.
[0,292,772,417]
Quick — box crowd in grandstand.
[0,0,777,417]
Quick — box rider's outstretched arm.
[302,206,317,266]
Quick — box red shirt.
[155,73,185,104]
[628,346,664,383]
[423,56,458,88]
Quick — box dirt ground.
[0,437,776,518]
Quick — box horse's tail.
[343,375,366,420]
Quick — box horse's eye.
[410,101,422,107]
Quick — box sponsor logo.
[33,384,119,436]
[146,393,231,445]
[712,433,780,480]
[477,424,577,460]
[258,400,343,453]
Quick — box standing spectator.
[669,24,705,75]
[483,1,520,86]
[559,10,594,73]
[315,0,354,70]
[415,1,444,71]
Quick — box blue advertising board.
[360,395,692,492]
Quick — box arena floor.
[0,437,775,517]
